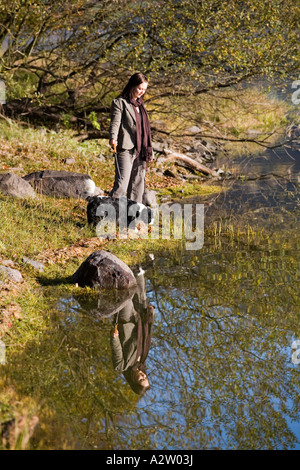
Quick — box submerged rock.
[72,250,137,290]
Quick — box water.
[1,142,300,450]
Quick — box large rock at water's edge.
[23,170,96,199]
[0,173,36,199]
[72,250,137,290]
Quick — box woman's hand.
[111,324,119,338]
[109,139,118,152]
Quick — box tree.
[0,0,299,141]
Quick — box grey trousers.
[110,148,145,203]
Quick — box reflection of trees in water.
[0,294,141,450]
[1,231,300,449]
[0,277,155,450]
[59,232,298,450]
[139,240,300,449]
[107,225,300,449]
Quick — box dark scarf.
[129,96,153,162]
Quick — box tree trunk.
[164,152,218,176]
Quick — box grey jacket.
[109,96,137,150]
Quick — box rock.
[186,125,202,134]
[62,157,76,165]
[0,265,23,283]
[155,155,167,166]
[94,154,106,162]
[0,259,14,267]
[163,168,179,179]
[151,120,168,131]
[0,173,36,199]
[152,141,168,153]
[72,250,137,290]
[86,195,154,228]
[22,257,44,272]
[23,170,95,199]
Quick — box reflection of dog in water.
[110,274,154,395]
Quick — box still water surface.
[3,142,300,450]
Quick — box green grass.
[0,194,93,262]
[158,181,222,198]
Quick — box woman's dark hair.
[123,366,150,396]
[121,72,148,99]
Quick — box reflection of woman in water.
[110,275,154,395]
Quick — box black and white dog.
[87,195,155,229]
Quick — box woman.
[111,304,154,396]
[110,274,154,396]
[109,72,153,204]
